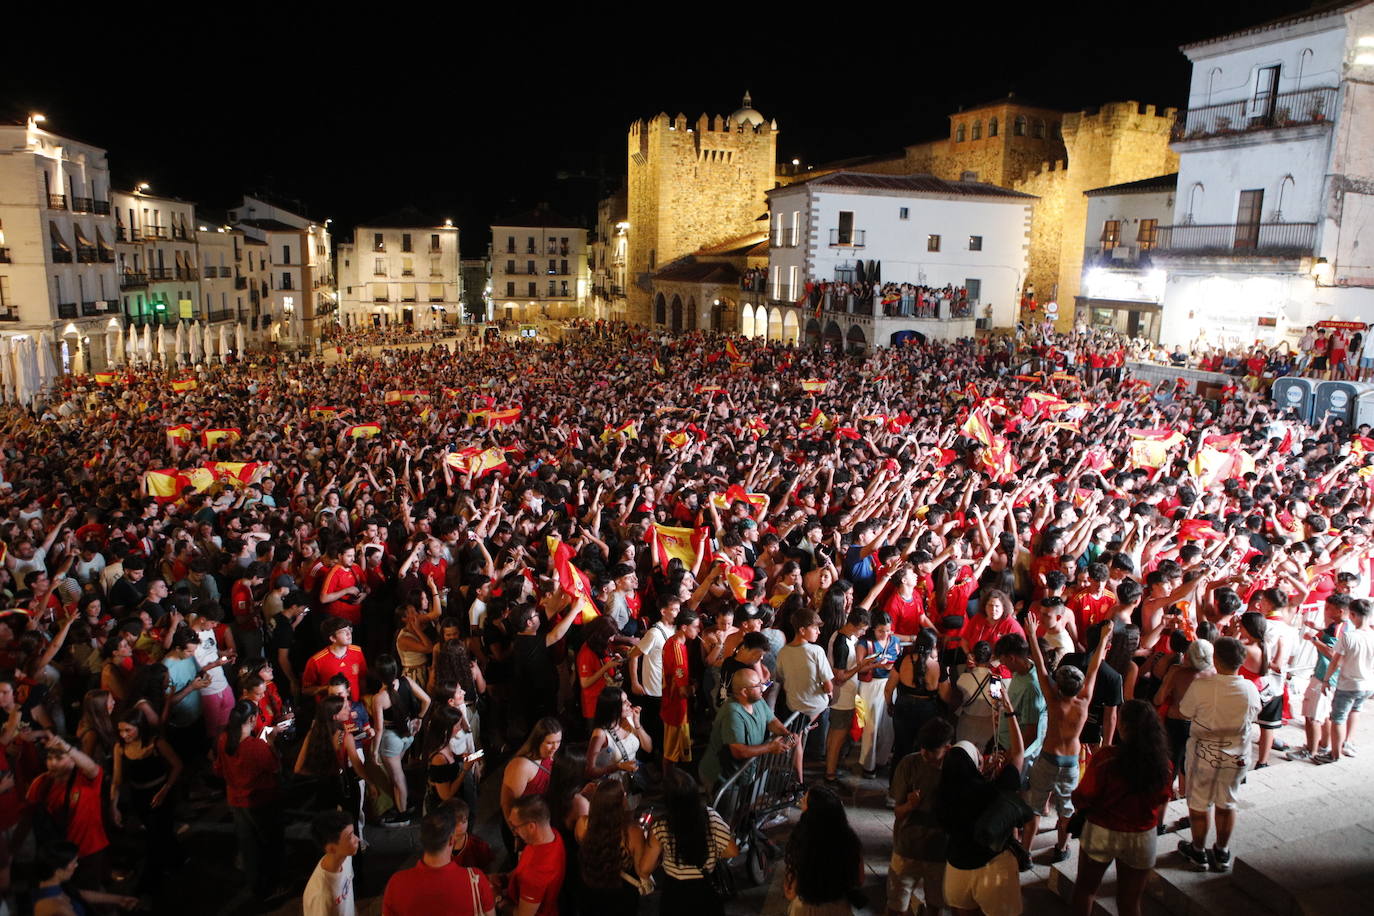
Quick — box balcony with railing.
[147,267,174,281]
[207,309,234,323]
[1171,86,1337,145]
[77,245,98,263]
[70,196,93,213]
[143,225,168,239]
[98,248,115,263]
[51,248,73,263]
[829,228,865,248]
[0,248,9,263]
[116,226,139,242]
[48,194,67,210]
[172,227,190,241]
[0,309,19,322]
[81,301,103,316]
[120,271,148,289]
[56,302,78,319]
[93,200,111,215]
[1154,221,1317,258]
[126,313,178,327]
[176,267,199,281]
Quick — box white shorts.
[943,849,1023,916]
[1186,739,1248,812]
[1080,821,1158,870]
[1302,677,1332,722]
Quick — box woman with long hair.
[110,708,182,889]
[394,602,435,687]
[783,785,864,914]
[214,699,284,903]
[76,689,117,771]
[586,686,652,789]
[500,717,562,853]
[1237,612,1281,768]
[639,768,738,916]
[856,610,901,777]
[367,653,430,823]
[953,640,1000,750]
[1070,699,1174,916]
[576,778,649,916]
[419,704,480,815]
[429,635,486,740]
[576,617,622,731]
[295,695,368,838]
[885,628,954,765]
[127,663,172,731]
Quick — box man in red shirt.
[383,805,496,916]
[1068,563,1116,641]
[26,736,107,887]
[229,562,268,661]
[319,546,366,626]
[660,609,700,774]
[303,617,368,701]
[505,795,566,916]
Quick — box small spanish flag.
[665,431,690,450]
[467,409,491,425]
[442,387,462,399]
[694,384,724,395]
[384,391,402,404]
[485,407,523,427]
[961,411,995,447]
[202,428,242,448]
[725,339,743,361]
[745,417,768,438]
[547,537,600,623]
[711,486,768,510]
[649,523,712,572]
[799,408,828,430]
[166,424,194,447]
[94,372,117,387]
[144,469,183,501]
[310,406,340,420]
[600,420,637,442]
[418,406,433,422]
[345,423,382,439]
[204,461,266,485]
[653,356,665,376]
[801,378,828,393]
[171,378,198,392]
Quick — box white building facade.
[228,196,334,344]
[1076,173,1176,341]
[491,210,588,323]
[1155,1,1374,347]
[111,188,200,332]
[763,172,1034,349]
[0,118,120,370]
[337,215,461,328]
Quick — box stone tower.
[626,94,778,324]
[1014,102,1178,324]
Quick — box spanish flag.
[467,409,491,425]
[725,339,743,361]
[600,420,637,442]
[345,423,382,439]
[204,461,266,485]
[486,407,523,427]
[1351,435,1374,459]
[166,424,194,447]
[649,523,712,572]
[547,537,600,623]
[202,428,242,448]
[801,379,828,393]
[653,356,665,376]
[1203,433,1242,449]
[1128,428,1185,471]
[744,417,768,438]
[94,372,117,387]
[961,410,995,447]
[310,406,340,420]
[711,486,768,511]
[665,431,690,450]
[171,378,198,392]
[399,390,427,401]
[442,387,463,399]
[384,390,403,404]
[799,408,828,430]
[694,384,724,396]
[1021,391,1067,420]
[1178,518,1225,542]
[834,427,861,440]
[726,565,756,603]
[1050,372,1081,384]
[980,435,1020,483]
[145,469,183,501]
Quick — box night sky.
[7,1,1322,255]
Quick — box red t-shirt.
[418,558,448,593]
[1070,590,1116,636]
[883,590,925,637]
[213,733,283,808]
[1072,746,1171,833]
[383,861,495,916]
[576,644,613,719]
[319,563,364,624]
[661,635,691,726]
[303,645,369,700]
[509,832,566,916]
[26,765,108,857]
[231,580,259,631]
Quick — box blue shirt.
[843,544,877,600]
[163,654,202,728]
[997,669,1047,760]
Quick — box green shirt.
[996,669,1047,760]
[700,697,774,790]
[890,752,946,860]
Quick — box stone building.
[336,209,461,329]
[626,94,778,324]
[589,186,628,321]
[490,207,588,323]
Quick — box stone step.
[1232,823,1374,916]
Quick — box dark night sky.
[6,1,1322,255]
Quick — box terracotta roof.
[1084,173,1179,197]
[652,261,742,284]
[1180,1,1363,50]
[773,171,1036,200]
[234,218,300,231]
[695,231,768,256]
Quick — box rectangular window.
[374,258,386,275]
[281,245,291,263]
[281,272,292,289]
[548,259,556,275]
[527,281,536,296]
[772,213,784,246]
[548,280,557,296]
[1137,219,1159,250]
[526,260,535,275]
[1101,220,1121,250]
[401,233,412,252]
[968,235,983,251]
[790,211,800,247]
[788,266,798,301]
[1252,65,1280,120]
[431,234,441,251]
[401,257,414,276]
[837,211,854,245]
[899,207,909,220]
[560,280,569,296]
[1235,189,1264,249]
[507,236,516,253]
[373,233,384,251]
[927,234,941,252]
[965,278,981,302]
[506,260,515,274]
[506,281,515,296]
[527,237,536,253]
[560,259,568,275]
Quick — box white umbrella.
[218,324,229,364]
[125,324,137,364]
[37,332,58,391]
[156,325,169,367]
[103,324,115,369]
[235,321,246,357]
[13,339,30,408]
[141,322,152,363]
[202,321,214,364]
[0,337,11,403]
[189,321,202,363]
[175,321,187,366]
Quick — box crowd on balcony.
[739,268,767,294]
[879,283,974,319]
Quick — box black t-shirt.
[108,577,146,615]
[483,619,513,682]
[1081,662,1124,745]
[267,614,295,683]
[941,763,1022,869]
[512,633,554,695]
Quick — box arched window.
[971,120,982,140]
[1014,116,1027,137]
[955,123,966,142]
[1032,119,1045,139]
[988,117,999,137]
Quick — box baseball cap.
[274,574,298,590]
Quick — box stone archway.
[741,303,755,338]
[687,297,697,331]
[654,293,666,325]
[670,295,683,333]
[782,310,800,345]
[768,307,784,341]
[846,323,868,354]
[823,320,843,352]
[805,318,821,348]
[712,297,732,331]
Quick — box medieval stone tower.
[626,94,778,324]
[1013,102,1178,325]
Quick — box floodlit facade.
[490,208,588,323]
[337,212,461,329]
[1076,173,1177,340]
[227,195,334,344]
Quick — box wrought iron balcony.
[77,245,98,263]
[51,248,73,263]
[1155,221,1317,257]
[143,226,168,239]
[70,196,94,213]
[829,228,865,248]
[176,267,199,281]
[48,194,67,210]
[0,311,20,322]
[116,226,139,242]
[1171,87,1337,143]
[93,200,111,215]
[120,272,148,289]
[81,301,102,316]
[147,267,174,281]
[57,302,78,319]
[207,309,233,323]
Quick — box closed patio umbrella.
[175,321,187,365]
[189,321,203,363]
[218,324,230,363]
[156,324,169,367]
[141,322,152,363]
[235,322,246,356]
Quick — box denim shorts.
[1331,689,1373,724]
[1027,752,1078,818]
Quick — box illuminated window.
[928,235,941,252]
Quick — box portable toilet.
[1354,391,1374,430]
[1271,376,1316,423]
[1313,380,1374,426]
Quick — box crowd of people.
[0,322,1370,916]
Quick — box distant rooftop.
[357,206,453,229]
[493,207,583,230]
[234,217,300,232]
[1180,0,1364,50]
[1084,173,1179,197]
[774,170,1037,200]
[695,231,769,257]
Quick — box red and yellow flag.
[649,523,712,572]
[204,461,266,485]
[725,339,743,361]
[485,407,523,427]
[1178,518,1225,542]
[694,384,724,395]
[166,424,194,447]
[799,408,828,430]
[962,410,995,447]
[94,372,117,387]
[547,537,600,623]
[665,431,690,450]
[600,420,638,442]
[171,378,198,392]
[652,356,665,376]
[345,423,382,439]
[711,485,768,511]
[310,406,340,420]
[202,428,242,448]
[801,378,828,393]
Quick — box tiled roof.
[1084,173,1179,197]
[652,261,742,284]
[696,231,768,255]
[1180,1,1363,50]
[776,171,1036,200]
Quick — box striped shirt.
[651,808,732,879]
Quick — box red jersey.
[661,635,691,726]
[231,580,259,631]
[319,562,364,624]
[883,590,925,637]
[509,832,566,916]
[1070,590,1116,636]
[303,645,368,700]
[383,862,495,916]
[26,765,107,857]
